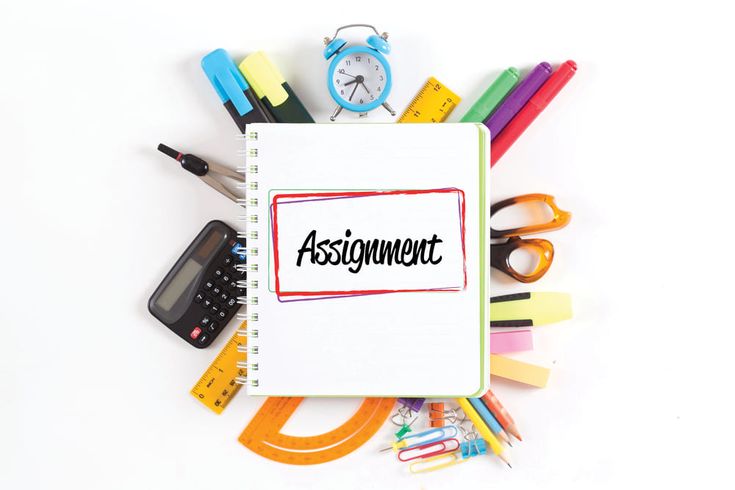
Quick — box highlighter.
[491,60,577,166]
[483,62,552,140]
[201,48,276,132]
[460,68,520,123]
[239,52,314,123]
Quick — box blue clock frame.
[327,46,393,113]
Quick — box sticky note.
[490,355,550,388]
[490,330,533,354]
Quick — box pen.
[483,62,552,140]
[491,60,577,166]
[456,398,512,468]
[460,67,520,123]
[201,48,275,133]
[481,389,522,441]
[239,51,314,123]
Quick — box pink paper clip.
[398,438,461,462]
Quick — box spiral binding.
[235,130,260,387]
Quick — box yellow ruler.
[190,321,247,414]
[398,76,461,123]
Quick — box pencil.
[456,398,512,468]
[467,397,513,446]
[481,389,522,441]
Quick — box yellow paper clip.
[409,452,466,474]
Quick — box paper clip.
[460,439,488,459]
[398,438,460,462]
[380,426,459,452]
[409,452,465,474]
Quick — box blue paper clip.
[380,425,459,453]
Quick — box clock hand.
[348,83,359,101]
[339,71,357,79]
[344,79,358,87]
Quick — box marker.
[456,399,512,468]
[201,49,276,133]
[460,67,520,122]
[239,51,314,123]
[467,397,512,445]
[491,60,577,166]
[483,62,552,140]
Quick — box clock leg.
[382,101,396,116]
[330,106,344,121]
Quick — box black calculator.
[148,220,246,348]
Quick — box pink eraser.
[490,330,533,354]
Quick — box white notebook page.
[243,123,490,396]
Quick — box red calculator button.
[190,327,202,339]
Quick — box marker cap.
[239,52,289,106]
[201,49,254,117]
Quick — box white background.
[1,0,734,488]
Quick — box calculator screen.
[195,229,225,260]
[155,258,202,312]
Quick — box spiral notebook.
[239,123,490,397]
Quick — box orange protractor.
[239,397,395,465]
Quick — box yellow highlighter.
[490,292,572,327]
[238,51,314,123]
[457,398,512,468]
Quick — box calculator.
[148,220,246,348]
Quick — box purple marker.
[484,62,552,141]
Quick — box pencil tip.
[507,462,513,468]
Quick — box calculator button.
[217,309,228,320]
[227,297,237,308]
[223,255,233,266]
[194,291,205,303]
[200,315,212,327]
[228,280,238,290]
[214,268,224,277]
[212,285,222,296]
[190,327,202,339]
[219,292,229,302]
[197,333,210,345]
[221,273,231,283]
[206,321,219,333]
[210,304,220,315]
[203,298,213,308]
[204,280,214,291]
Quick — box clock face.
[330,49,390,109]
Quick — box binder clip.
[460,439,488,459]
[390,403,419,438]
[429,403,460,428]
[397,397,425,413]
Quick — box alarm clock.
[323,24,396,121]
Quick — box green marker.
[460,67,520,122]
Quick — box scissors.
[157,143,244,202]
[490,193,571,283]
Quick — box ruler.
[398,76,461,123]
[239,397,395,464]
[190,321,247,414]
